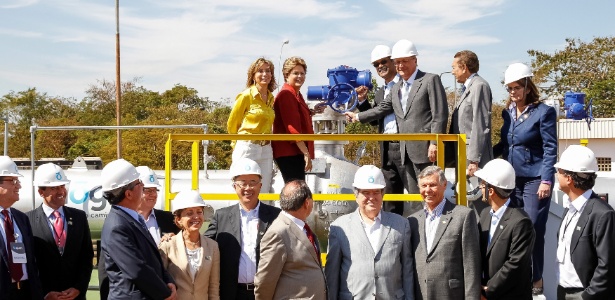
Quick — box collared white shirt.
[399,69,419,113]
[358,210,382,253]
[0,206,29,281]
[557,190,592,288]
[383,75,400,134]
[116,205,143,223]
[488,199,510,245]
[282,210,306,232]
[461,73,476,95]
[238,201,261,284]
[424,199,446,252]
[42,203,67,248]
[143,209,161,245]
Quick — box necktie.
[460,85,466,94]
[52,210,66,250]
[138,215,148,231]
[303,224,320,263]
[2,209,24,282]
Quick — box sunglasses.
[372,58,390,68]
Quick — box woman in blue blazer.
[493,63,557,296]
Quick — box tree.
[528,36,615,117]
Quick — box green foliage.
[343,78,380,166]
[528,36,615,117]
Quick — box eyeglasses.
[393,57,415,65]
[0,178,20,185]
[143,188,159,194]
[127,179,143,190]
[233,180,261,189]
[372,58,389,68]
[506,85,524,93]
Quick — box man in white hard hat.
[474,159,535,300]
[26,163,94,300]
[354,45,405,216]
[409,165,480,300]
[325,165,414,299]
[448,50,493,177]
[99,159,177,300]
[0,156,43,299]
[346,39,448,212]
[255,180,326,300]
[554,145,615,299]
[99,166,180,300]
[205,158,280,300]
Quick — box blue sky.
[1,0,613,106]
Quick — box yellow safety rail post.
[164,133,468,210]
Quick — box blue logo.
[55,172,62,180]
[368,176,375,183]
[149,175,155,182]
[245,165,251,171]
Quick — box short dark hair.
[280,180,312,211]
[562,170,597,191]
[103,179,140,205]
[454,50,479,73]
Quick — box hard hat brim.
[172,203,208,214]
[352,183,386,189]
[36,180,70,187]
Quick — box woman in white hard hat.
[228,57,277,193]
[493,62,557,295]
[159,190,219,300]
[272,56,325,183]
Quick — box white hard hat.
[554,145,598,173]
[229,158,261,178]
[0,156,22,177]
[371,45,391,63]
[100,159,140,192]
[136,166,161,188]
[391,39,419,60]
[504,63,533,85]
[172,190,207,213]
[34,163,70,187]
[474,159,516,189]
[353,165,386,189]
[457,176,482,201]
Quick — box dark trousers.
[275,154,306,183]
[510,176,552,282]
[557,286,584,300]
[8,280,32,300]
[385,142,431,216]
[236,285,256,300]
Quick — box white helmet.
[554,145,598,173]
[371,45,391,63]
[101,159,140,192]
[457,176,482,201]
[0,156,22,177]
[353,165,386,189]
[391,39,419,60]
[504,63,533,85]
[136,166,161,188]
[474,159,516,189]
[172,190,207,213]
[34,163,70,187]
[229,158,261,178]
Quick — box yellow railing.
[164,133,467,211]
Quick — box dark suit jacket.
[357,86,390,168]
[26,205,94,299]
[478,205,535,299]
[449,74,493,167]
[101,205,174,300]
[204,202,281,300]
[98,208,178,300]
[358,70,448,165]
[408,200,480,300]
[493,103,557,181]
[558,193,615,299]
[0,207,44,300]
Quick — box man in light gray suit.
[325,165,414,300]
[449,50,493,176]
[346,39,448,206]
[408,166,480,300]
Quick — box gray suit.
[325,210,414,300]
[449,74,493,167]
[408,200,481,300]
[358,70,448,166]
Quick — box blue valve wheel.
[325,82,359,113]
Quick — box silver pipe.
[30,124,37,210]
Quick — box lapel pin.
[205,256,211,260]
[68,221,73,225]
[500,225,504,229]
[442,220,447,224]
[576,226,581,231]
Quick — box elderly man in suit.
[325,165,414,299]
[408,166,480,300]
[0,156,43,300]
[99,165,180,300]
[254,180,326,300]
[346,39,448,216]
[27,163,94,300]
[205,158,281,300]
[554,145,615,299]
[356,45,404,215]
[100,159,177,300]
[475,159,535,300]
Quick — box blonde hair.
[246,57,277,92]
[282,56,307,83]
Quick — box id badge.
[10,242,27,263]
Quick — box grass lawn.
[86,269,100,300]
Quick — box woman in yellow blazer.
[159,190,220,300]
